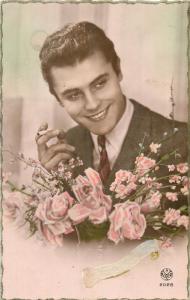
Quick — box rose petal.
[41,224,64,247]
[62,191,74,207]
[113,206,125,231]
[68,204,91,223]
[89,207,107,224]
[75,175,90,186]
[107,225,121,244]
[48,220,74,235]
[85,168,102,186]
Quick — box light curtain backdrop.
[3,3,188,183]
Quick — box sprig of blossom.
[3,137,189,247]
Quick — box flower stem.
[33,179,51,191]
[6,180,32,197]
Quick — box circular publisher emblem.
[160,268,173,281]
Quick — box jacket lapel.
[105,100,152,190]
[78,128,94,170]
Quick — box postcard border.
[0,1,189,300]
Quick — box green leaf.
[77,220,110,241]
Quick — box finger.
[41,143,76,163]
[37,122,48,132]
[57,129,66,141]
[43,152,73,171]
[36,129,60,157]
[35,123,49,142]
[35,132,42,142]
[37,129,60,145]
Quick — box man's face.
[50,51,125,135]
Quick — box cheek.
[107,81,122,98]
[63,101,83,118]
[96,84,121,100]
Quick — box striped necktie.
[97,135,111,185]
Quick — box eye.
[66,91,83,101]
[94,78,107,90]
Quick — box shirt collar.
[106,97,134,151]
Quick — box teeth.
[89,109,107,121]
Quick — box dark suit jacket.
[65,99,188,239]
[66,99,188,188]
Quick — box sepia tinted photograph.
[2,2,189,299]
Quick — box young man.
[37,21,187,192]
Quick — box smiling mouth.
[87,107,108,121]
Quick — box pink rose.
[35,191,74,235]
[110,170,137,199]
[115,170,136,183]
[141,191,162,213]
[115,184,128,199]
[115,182,137,199]
[166,192,178,202]
[108,202,146,244]
[176,163,189,174]
[68,168,112,225]
[163,208,181,225]
[135,154,156,175]
[38,223,64,247]
[110,170,137,196]
[3,191,27,220]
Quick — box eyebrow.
[61,73,109,97]
[61,88,81,98]
[90,73,109,87]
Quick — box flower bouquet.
[3,139,189,248]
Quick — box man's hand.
[36,123,76,171]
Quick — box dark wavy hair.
[39,21,120,97]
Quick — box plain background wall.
[2,3,189,183]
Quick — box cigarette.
[37,129,49,136]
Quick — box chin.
[89,124,115,136]
[79,114,119,135]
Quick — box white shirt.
[91,98,134,170]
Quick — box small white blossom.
[171,186,176,190]
[167,165,175,172]
[149,143,161,154]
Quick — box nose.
[84,90,100,111]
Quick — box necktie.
[97,135,111,184]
